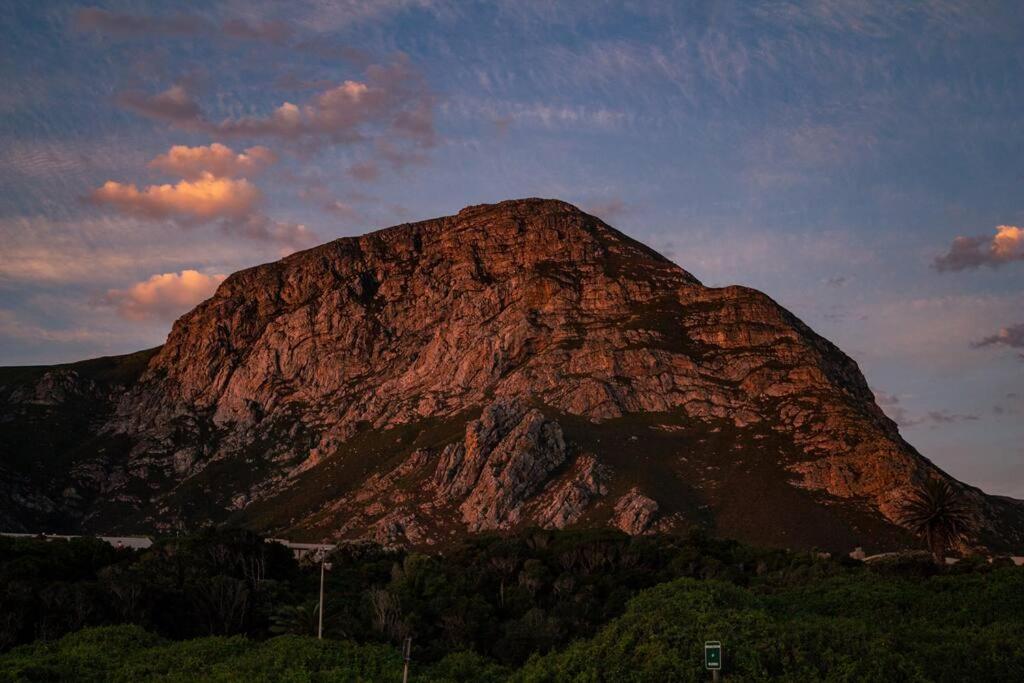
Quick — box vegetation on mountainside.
[0,530,1021,681]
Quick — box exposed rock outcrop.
[532,455,609,529]
[434,400,567,531]
[613,488,659,535]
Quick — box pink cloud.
[148,143,277,179]
[91,173,261,223]
[214,60,434,149]
[105,270,226,321]
[934,225,1024,272]
[117,56,436,171]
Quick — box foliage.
[898,478,976,563]
[1,530,1022,681]
[515,570,1024,682]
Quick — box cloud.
[933,225,1024,272]
[89,174,313,252]
[75,8,293,45]
[148,144,277,179]
[212,57,436,152]
[224,214,316,253]
[451,97,629,130]
[104,270,226,321]
[117,56,437,175]
[117,84,202,124]
[221,18,293,45]
[74,8,205,36]
[872,390,980,427]
[972,323,1024,357]
[923,410,980,425]
[873,390,912,426]
[91,173,261,223]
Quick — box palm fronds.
[898,478,976,562]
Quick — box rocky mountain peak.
[3,199,1023,553]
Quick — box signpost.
[705,640,722,681]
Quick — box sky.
[1,1,1022,496]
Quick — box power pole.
[318,550,327,640]
[402,636,412,683]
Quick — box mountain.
[2,198,1022,552]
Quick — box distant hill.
[2,198,1022,553]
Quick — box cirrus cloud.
[74,7,205,37]
[104,270,226,321]
[148,143,277,179]
[933,225,1024,272]
[91,173,261,223]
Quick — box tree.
[899,478,976,563]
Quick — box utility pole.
[317,548,330,640]
[402,636,412,683]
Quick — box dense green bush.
[0,625,404,682]
[515,569,1024,682]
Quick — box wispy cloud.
[117,84,203,124]
[212,57,436,154]
[75,8,294,45]
[0,215,266,285]
[221,18,294,45]
[448,97,630,130]
[873,390,980,428]
[0,309,118,345]
[74,7,206,37]
[116,56,437,175]
[973,323,1024,359]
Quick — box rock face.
[2,198,1023,552]
[613,488,659,536]
[435,400,567,531]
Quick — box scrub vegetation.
[0,530,1021,681]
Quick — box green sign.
[705,641,722,670]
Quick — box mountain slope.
[2,199,1022,552]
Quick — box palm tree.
[898,478,976,564]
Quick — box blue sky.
[1,1,1022,495]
